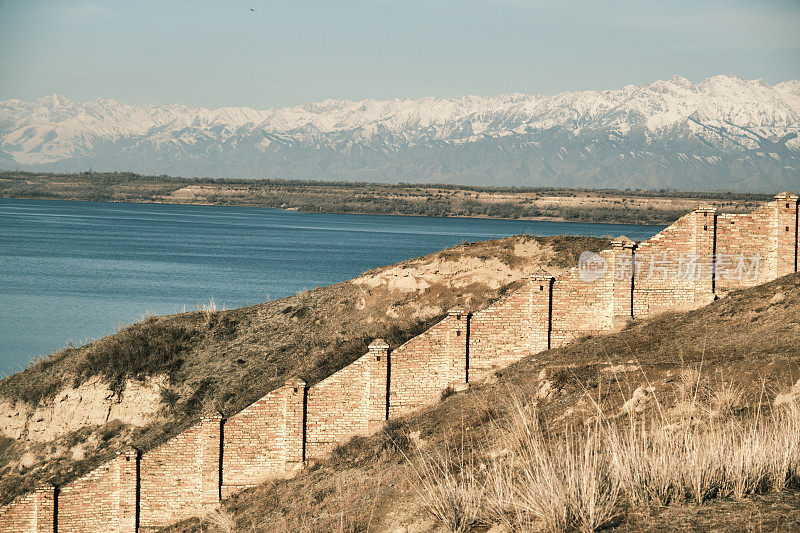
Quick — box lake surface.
[0,198,663,375]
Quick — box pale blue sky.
[1,0,798,109]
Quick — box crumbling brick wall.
[550,254,613,348]
[388,311,467,417]
[138,424,204,530]
[0,486,57,533]
[0,492,35,533]
[305,354,372,459]
[632,209,715,318]
[716,194,798,290]
[468,280,550,376]
[221,382,302,498]
[306,341,389,459]
[57,449,136,533]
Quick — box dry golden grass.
[406,436,484,533]
[409,377,800,533]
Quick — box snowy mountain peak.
[38,94,71,106]
[1,75,798,190]
[665,74,693,87]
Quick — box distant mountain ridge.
[1,75,799,190]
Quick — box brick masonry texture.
[470,283,548,376]
[0,493,36,533]
[139,423,203,530]
[306,353,373,459]
[2,194,797,532]
[0,487,54,533]
[389,311,468,418]
[221,384,291,498]
[53,448,136,533]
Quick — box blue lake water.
[0,198,663,375]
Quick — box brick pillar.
[771,192,799,278]
[529,274,554,351]
[282,379,306,471]
[609,237,636,329]
[199,411,224,507]
[116,446,139,533]
[692,206,717,300]
[32,484,56,533]
[447,308,470,387]
[366,339,390,433]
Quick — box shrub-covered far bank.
[0,170,772,225]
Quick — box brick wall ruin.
[2,192,797,532]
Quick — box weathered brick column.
[283,379,307,472]
[692,205,717,300]
[771,192,799,277]
[609,237,636,329]
[199,411,224,507]
[116,446,139,533]
[366,339,390,432]
[529,274,554,351]
[447,308,470,386]
[32,484,56,533]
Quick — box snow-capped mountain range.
[1,75,799,190]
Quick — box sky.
[0,0,799,109]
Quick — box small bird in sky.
[250,8,254,11]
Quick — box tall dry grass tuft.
[708,378,743,418]
[485,400,619,532]
[607,377,800,508]
[201,507,236,532]
[410,375,800,532]
[407,436,484,533]
[257,469,382,533]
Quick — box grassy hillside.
[0,234,609,505]
[166,273,800,532]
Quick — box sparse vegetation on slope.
[166,273,800,532]
[416,388,800,533]
[0,234,609,505]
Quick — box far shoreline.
[0,195,668,229]
[0,170,772,226]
